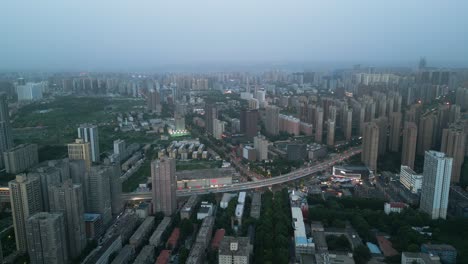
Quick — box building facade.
[26,212,68,264]
[420,151,452,219]
[151,157,177,216]
[3,143,39,174]
[77,124,100,163]
[9,174,43,253]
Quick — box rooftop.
[176,167,238,180]
[218,236,250,257]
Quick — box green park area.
[11,96,159,160]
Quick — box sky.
[1,0,468,71]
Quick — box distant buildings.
[420,151,452,219]
[3,143,39,174]
[151,157,177,216]
[362,122,379,171]
[68,139,92,171]
[147,89,161,113]
[240,109,258,139]
[253,135,269,161]
[265,105,279,136]
[218,236,250,264]
[279,114,300,136]
[213,119,225,140]
[77,124,100,162]
[204,103,217,136]
[26,212,68,264]
[9,174,43,253]
[16,82,44,101]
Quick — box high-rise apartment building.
[113,139,127,162]
[420,151,452,220]
[362,122,379,171]
[174,112,186,131]
[440,125,466,183]
[342,108,352,141]
[26,212,68,264]
[327,120,335,146]
[147,89,161,113]
[389,112,402,152]
[87,166,113,225]
[376,117,388,156]
[68,139,92,171]
[240,109,258,139]
[401,122,418,169]
[253,135,269,161]
[213,119,225,140]
[417,114,436,155]
[3,143,39,174]
[315,107,324,143]
[0,93,13,169]
[204,103,217,136]
[265,106,279,136]
[9,174,43,252]
[77,124,100,162]
[151,157,177,216]
[49,181,87,259]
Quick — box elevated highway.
[121,146,362,201]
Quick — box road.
[121,146,362,201]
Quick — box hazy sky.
[1,0,468,71]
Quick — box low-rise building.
[401,252,441,264]
[400,165,423,194]
[133,245,155,264]
[110,245,134,264]
[129,216,155,248]
[3,144,39,174]
[197,202,214,220]
[250,193,261,220]
[421,244,457,264]
[149,217,171,247]
[218,236,250,264]
[384,202,409,215]
[292,207,315,255]
[181,195,198,220]
[155,250,171,264]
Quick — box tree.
[353,245,371,264]
[179,247,189,264]
[180,218,194,239]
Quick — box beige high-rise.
[151,157,177,216]
[9,174,43,253]
[315,107,324,143]
[417,114,436,155]
[68,139,91,171]
[402,122,418,169]
[362,122,379,171]
[327,120,335,146]
[389,112,402,152]
[440,125,466,183]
